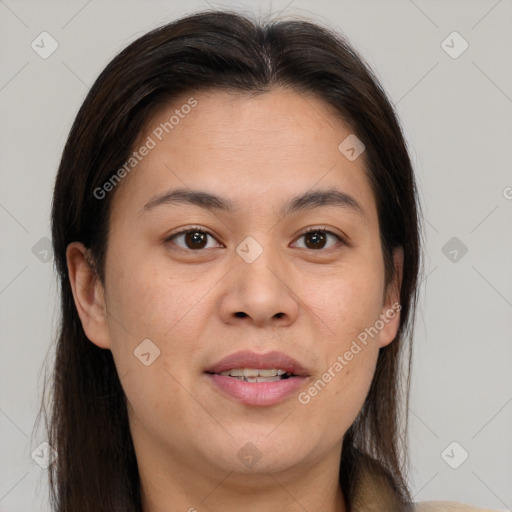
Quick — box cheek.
[103,246,228,386]
[299,332,380,439]
[296,256,384,421]
[303,259,385,340]
[105,248,206,340]
[102,254,210,438]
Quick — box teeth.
[218,368,289,377]
[220,369,244,377]
[243,376,282,383]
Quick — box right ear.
[66,242,111,349]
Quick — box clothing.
[346,450,500,512]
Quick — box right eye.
[165,226,224,251]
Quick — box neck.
[137,441,347,512]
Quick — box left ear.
[378,247,404,349]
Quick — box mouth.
[204,350,310,406]
[214,368,297,382]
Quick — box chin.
[205,432,312,475]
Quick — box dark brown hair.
[38,8,421,511]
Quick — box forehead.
[110,87,376,221]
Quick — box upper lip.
[205,350,310,377]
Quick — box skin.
[67,87,403,512]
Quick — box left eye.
[166,226,343,251]
[292,228,343,251]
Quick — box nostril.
[235,312,247,318]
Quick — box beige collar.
[345,451,498,512]
[347,451,408,512]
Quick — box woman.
[40,9,498,512]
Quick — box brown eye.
[294,228,343,251]
[183,230,208,249]
[304,231,327,249]
[167,227,222,251]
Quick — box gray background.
[1,0,511,510]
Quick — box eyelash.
[165,225,346,252]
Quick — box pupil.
[186,231,206,249]
[306,231,325,249]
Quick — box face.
[68,87,402,489]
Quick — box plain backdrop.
[1,0,511,510]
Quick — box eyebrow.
[141,187,364,217]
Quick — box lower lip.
[206,374,307,406]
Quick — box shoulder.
[411,501,503,512]
[345,449,502,512]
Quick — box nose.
[218,245,300,328]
